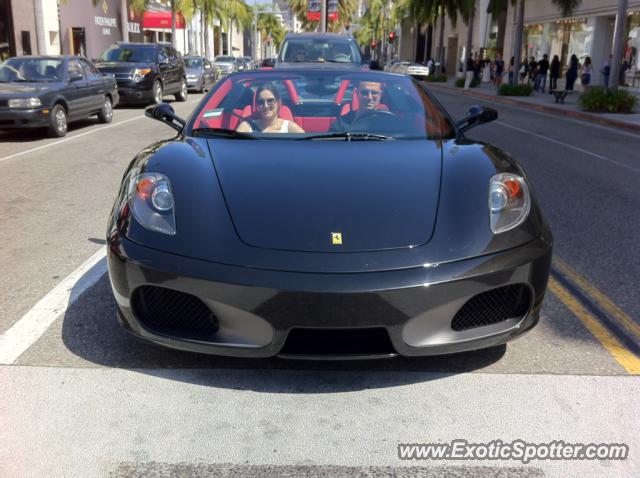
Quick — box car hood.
[207,140,442,253]
[0,82,55,96]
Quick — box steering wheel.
[346,110,399,131]
[226,110,261,132]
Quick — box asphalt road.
[0,88,638,478]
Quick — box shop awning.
[143,11,185,29]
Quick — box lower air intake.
[451,284,531,332]
[132,286,219,339]
[280,327,395,357]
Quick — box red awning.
[142,11,185,29]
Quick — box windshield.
[184,58,203,69]
[189,70,454,140]
[99,45,156,63]
[2,58,64,82]
[279,38,361,64]
[215,56,234,63]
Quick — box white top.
[247,120,289,133]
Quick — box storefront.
[59,0,143,60]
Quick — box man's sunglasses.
[360,88,382,97]
[257,98,277,106]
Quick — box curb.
[426,82,640,135]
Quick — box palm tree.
[225,0,252,58]
[461,0,476,77]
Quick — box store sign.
[95,15,117,35]
[128,22,141,34]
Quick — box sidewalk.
[426,78,640,134]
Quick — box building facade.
[399,0,640,86]
[0,0,60,60]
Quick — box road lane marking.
[0,247,107,364]
[0,116,143,163]
[553,257,640,343]
[494,121,640,174]
[0,98,201,163]
[548,276,640,375]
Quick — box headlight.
[8,97,41,108]
[127,172,176,235]
[489,173,531,234]
[132,68,152,81]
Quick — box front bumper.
[186,76,202,88]
[0,107,51,128]
[108,236,552,359]
[115,79,155,103]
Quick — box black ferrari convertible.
[107,68,552,359]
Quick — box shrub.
[423,74,448,82]
[579,87,637,113]
[498,84,533,96]
[455,77,481,88]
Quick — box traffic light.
[389,31,395,43]
[371,40,376,49]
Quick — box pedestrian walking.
[580,56,593,91]
[600,54,612,88]
[494,53,505,88]
[565,54,579,91]
[536,54,549,92]
[482,59,491,83]
[528,57,538,86]
[508,56,515,84]
[464,54,475,90]
[549,55,560,92]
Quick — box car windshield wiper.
[298,132,394,141]
[191,128,257,139]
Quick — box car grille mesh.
[132,286,219,339]
[451,285,531,331]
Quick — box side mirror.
[455,106,497,134]
[159,58,170,65]
[145,103,186,133]
[69,74,83,82]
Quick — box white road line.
[0,98,201,163]
[0,247,107,365]
[494,121,640,174]
[0,116,143,163]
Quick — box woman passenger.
[237,84,305,133]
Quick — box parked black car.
[96,43,187,105]
[0,55,119,137]
[184,56,216,93]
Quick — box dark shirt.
[466,58,474,71]
[495,59,504,74]
[538,59,549,74]
[550,61,560,77]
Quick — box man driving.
[332,81,384,130]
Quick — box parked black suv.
[96,43,187,105]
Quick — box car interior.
[193,75,454,138]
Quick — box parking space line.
[0,98,201,164]
[553,257,640,343]
[548,276,640,375]
[0,116,143,163]
[0,247,107,365]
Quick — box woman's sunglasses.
[257,98,277,106]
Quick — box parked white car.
[403,62,431,77]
